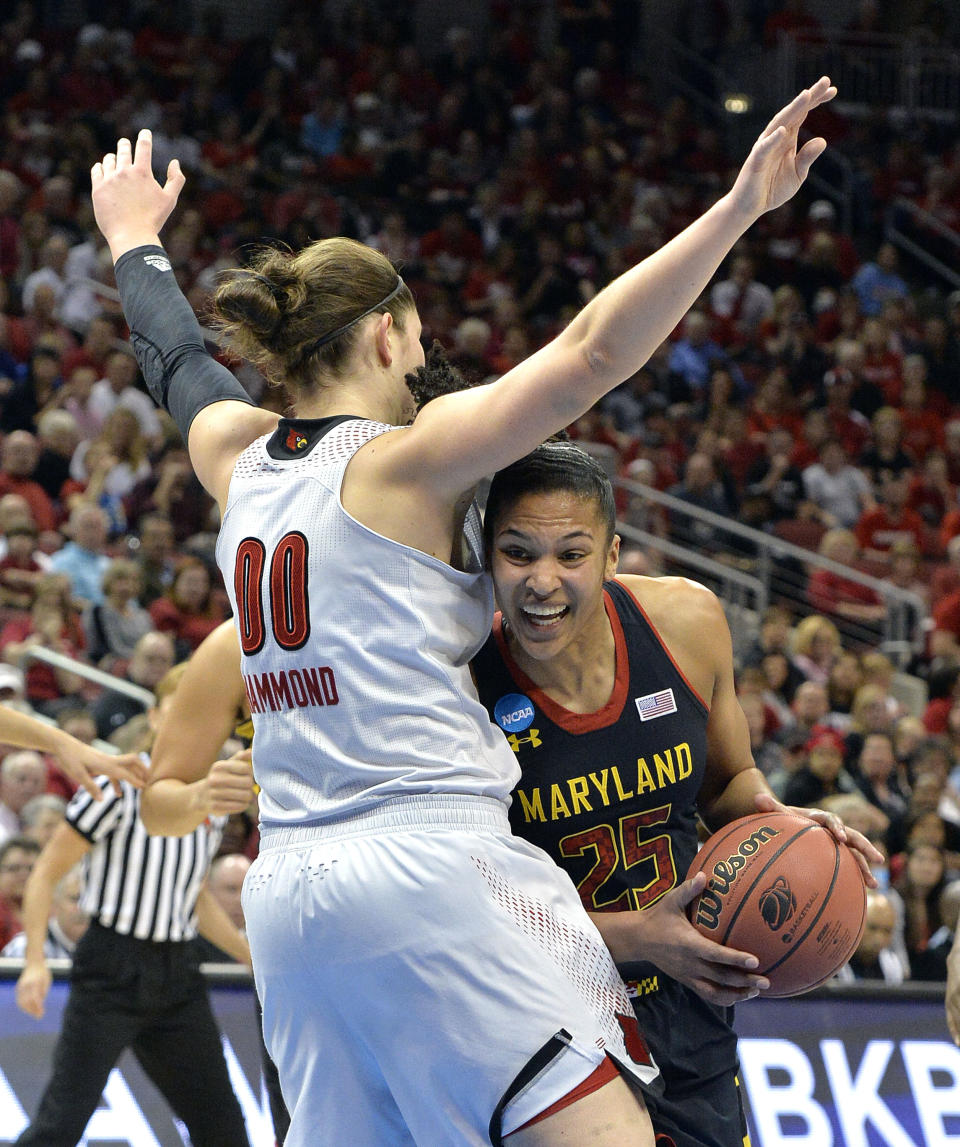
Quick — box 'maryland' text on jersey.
[515,741,694,822]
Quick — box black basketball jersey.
[474,579,708,918]
[474,578,745,1147]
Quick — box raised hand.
[91,128,186,261]
[728,77,837,223]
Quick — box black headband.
[298,276,406,363]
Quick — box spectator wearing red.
[907,450,955,542]
[898,358,945,460]
[807,528,885,624]
[0,572,88,717]
[763,0,823,47]
[148,558,229,660]
[419,210,484,291]
[921,664,960,735]
[819,367,872,460]
[0,521,43,612]
[745,367,803,441]
[0,836,41,949]
[59,315,118,381]
[859,317,902,405]
[933,587,960,650]
[0,431,56,532]
[855,470,927,560]
[932,536,960,607]
[791,407,831,470]
[942,420,960,487]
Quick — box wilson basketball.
[686,811,867,997]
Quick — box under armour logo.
[507,730,542,751]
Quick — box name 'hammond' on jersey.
[242,663,339,715]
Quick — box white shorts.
[244,795,658,1146]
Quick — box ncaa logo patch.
[143,253,172,272]
[493,692,535,733]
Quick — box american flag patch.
[634,688,677,722]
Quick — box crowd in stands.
[2,0,960,982]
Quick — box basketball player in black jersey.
[473,442,882,1147]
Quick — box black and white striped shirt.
[67,770,225,943]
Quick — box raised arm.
[90,131,278,506]
[392,79,837,497]
[0,704,147,798]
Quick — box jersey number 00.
[234,532,310,655]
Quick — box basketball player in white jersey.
[91,76,837,1146]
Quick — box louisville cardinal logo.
[286,428,308,451]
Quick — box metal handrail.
[885,198,960,291]
[614,476,929,659]
[20,646,155,707]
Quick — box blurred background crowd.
[2,0,960,985]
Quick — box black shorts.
[625,966,749,1147]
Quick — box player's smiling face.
[491,491,619,660]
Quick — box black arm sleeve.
[113,244,255,442]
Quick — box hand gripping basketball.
[686,811,867,997]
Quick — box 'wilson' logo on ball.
[695,824,781,932]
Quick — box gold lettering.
[550,784,572,819]
[676,742,693,780]
[568,776,592,814]
[589,770,611,806]
[654,749,676,788]
[517,789,545,823]
[612,767,634,801]
[635,757,656,794]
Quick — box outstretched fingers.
[164,158,186,201]
[133,127,153,170]
[764,76,836,136]
[796,136,828,180]
[116,136,132,170]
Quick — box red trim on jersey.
[492,591,629,734]
[505,1057,620,1136]
[613,578,710,713]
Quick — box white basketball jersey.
[216,416,521,828]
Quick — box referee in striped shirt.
[13,664,252,1147]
